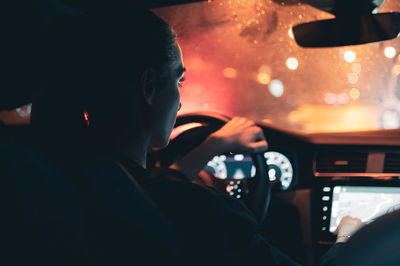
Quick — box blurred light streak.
[170,122,203,140]
[288,28,294,39]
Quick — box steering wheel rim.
[149,112,271,224]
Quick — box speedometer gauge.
[264,151,293,190]
[204,155,228,179]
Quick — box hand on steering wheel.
[206,117,269,154]
[148,112,271,226]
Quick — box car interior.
[2,0,400,265]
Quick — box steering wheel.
[149,112,271,225]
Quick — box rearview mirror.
[293,12,400,47]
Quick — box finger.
[248,140,269,153]
[333,226,339,235]
[250,126,266,141]
[234,117,254,126]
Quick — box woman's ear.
[140,69,157,105]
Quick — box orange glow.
[223,67,237,79]
[338,93,350,105]
[349,88,360,100]
[289,105,377,133]
[392,65,400,75]
[352,63,362,74]
[384,46,396,58]
[258,64,271,74]
[286,57,298,70]
[344,50,356,63]
[288,110,300,123]
[153,1,400,134]
[257,73,271,84]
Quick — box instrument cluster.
[203,151,295,191]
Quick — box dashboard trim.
[314,172,400,177]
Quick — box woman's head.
[33,8,185,155]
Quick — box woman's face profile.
[149,43,185,149]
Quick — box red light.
[83,110,90,127]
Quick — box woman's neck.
[119,135,150,169]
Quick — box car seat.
[0,125,180,265]
[0,125,89,266]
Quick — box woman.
[33,7,362,266]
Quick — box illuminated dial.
[204,155,228,179]
[264,151,293,190]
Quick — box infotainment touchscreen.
[329,186,400,232]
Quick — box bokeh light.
[286,57,299,70]
[384,46,397,59]
[352,63,362,74]
[344,50,356,63]
[257,73,271,84]
[348,73,358,84]
[223,67,237,79]
[338,93,350,105]
[269,79,284,97]
[324,93,337,105]
[349,88,360,100]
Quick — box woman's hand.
[170,117,268,180]
[334,216,364,243]
[207,117,268,154]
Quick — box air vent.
[315,152,368,173]
[383,153,400,173]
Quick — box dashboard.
[203,151,295,190]
[158,114,400,265]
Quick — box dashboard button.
[323,187,331,192]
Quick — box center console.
[312,178,400,260]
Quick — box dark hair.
[31,8,178,158]
[32,9,177,131]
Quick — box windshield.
[154,0,400,133]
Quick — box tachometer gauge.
[264,151,294,190]
[204,155,228,179]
